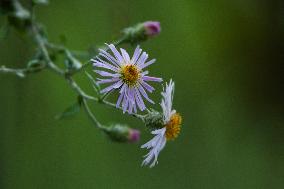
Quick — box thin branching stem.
[0,65,46,78]
[0,66,26,78]
[0,3,146,128]
[82,98,104,129]
[31,25,65,76]
[31,21,146,122]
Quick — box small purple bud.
[122,21,161,44]
[143,21,161,37]
[104,124,140,143]
[128,129,140,143]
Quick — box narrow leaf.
[55,102,81,120]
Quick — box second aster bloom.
[141,80,182,168]
[92,44,162,114]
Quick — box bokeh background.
[1,0,284,188]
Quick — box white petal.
[141,127,167,168]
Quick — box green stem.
[32,25,65,76]
[1,5,146,127]
[0,64,46,78]
[82,98,104,130]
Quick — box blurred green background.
[1,0,284,188]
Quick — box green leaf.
[55,102,81,120]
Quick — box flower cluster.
[92,23,182,168]
[0,0,181,169]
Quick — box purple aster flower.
[91,44,162,114]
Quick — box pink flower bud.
[128,129,140,143]
[104,124,140,143]
[143,21,161,37]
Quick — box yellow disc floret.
[165,113,182,140]
[120,64,140,87]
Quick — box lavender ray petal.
[142,76,163,82]
[92,60,119,72]
[98,50,120,66]
[120,48,130,63]
[116,91,124,108]
[94,70,120,77]
[97,77,120,84]
[141,71,149,76]
[100,80,123,94]
[140,59,156,69]
[131,45,142,64]
[137,52,148,68]
[138,84,154,104]
[135,52,147,66]
[134,88,146,111]
[140,80,155,93]
[108,44,123,63]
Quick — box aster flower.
[141,80,182,168]
[92,44,162,114]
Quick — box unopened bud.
[104,124,140,143]
[122,21,161,44]
[128,128,140,143]
[143,21,161,37]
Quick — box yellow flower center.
[120,64,140,87]
[165,113,182,140]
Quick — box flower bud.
[128,128,140,143]
[104,124,140,143]
[143,21,161,37]
[122,21,161,44]
[144,110,164,130]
